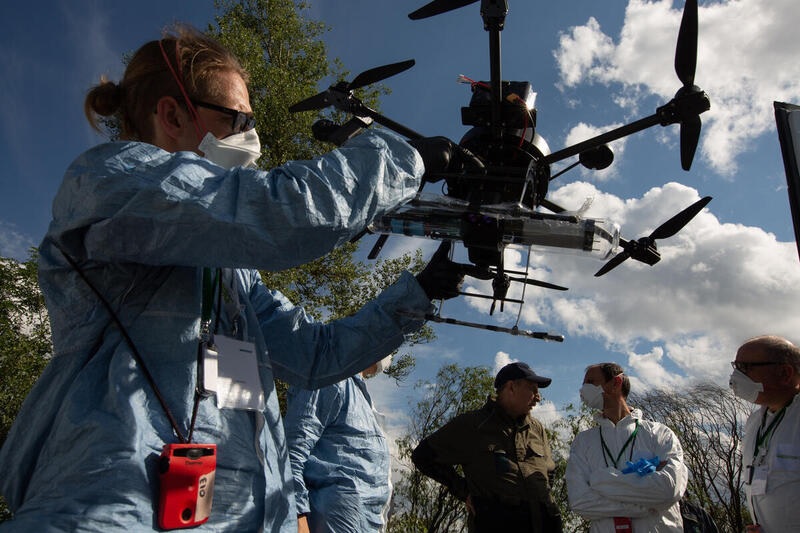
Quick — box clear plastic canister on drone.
[368,198,619,259]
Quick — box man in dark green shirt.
[412,362,563,532]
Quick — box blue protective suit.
[0,130,431,532]
[284,375,390,533]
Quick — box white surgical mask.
[580,383,605,410]
[729,369,764,403]
[198,129,261,169]
[374,355,393,374]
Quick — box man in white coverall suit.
[566,362,688,532]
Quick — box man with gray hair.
[730,335,800,533]
[566,362,688,532]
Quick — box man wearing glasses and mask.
[730,335,800,533]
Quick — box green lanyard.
[600,420,639,469]
[753,405,787,462]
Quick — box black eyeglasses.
[192,100,256,133]
[730,361,781,373]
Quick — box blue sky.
[2,0,800,454]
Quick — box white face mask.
[198,129,261,169]
[374,355,393,374]
[580,383,605,410]
[729,369,764,403]
[362,355,392,378]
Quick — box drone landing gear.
[431,242,568,341]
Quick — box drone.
[289,0,711,340]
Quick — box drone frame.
[287,0,712,339]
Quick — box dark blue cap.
[494,362,552,390]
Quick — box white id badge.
[213,335,265,411]
[750,466,768,495]
[199,343,220,395]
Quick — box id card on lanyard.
[198,268,265,411]
[201,335,265,410]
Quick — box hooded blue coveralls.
[285,375,391,533]
[0,129,430,532]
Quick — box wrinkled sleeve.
[411,416,472,501]
[566,433,652,520]
[587,423,688,509]
[248,270,432,389]
[284,384,344,515]
[56,129,422,271]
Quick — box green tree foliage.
[0,251,52,520]
[0,251,51,446]
[389,363,495,533]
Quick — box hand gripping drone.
[289,0,711,340]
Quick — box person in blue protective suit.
[0,24,470,532]
[566,362,688,533]
[285,355,395,533]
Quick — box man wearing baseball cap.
[411,362,563,532]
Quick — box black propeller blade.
[680,115,702,171]
[350,60,416,90]
[672,0,706,170]
[675,0,698,86]
[650,195,711,240]
[288,92,332,114]
[288,60,415,113]
[595,195,712,277]
[409,0,478,20]
[594,250,630,278]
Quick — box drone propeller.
[595,195,712,277]
[542,0,708,172]
[409,0,478,20]
[288,60,416,113]
[674,0,703,170]
[675,0,698,87]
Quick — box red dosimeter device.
[158,443,217,530]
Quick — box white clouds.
[531,399,560,427]
[555,17,616,89]
[554,0,800,175]
[0,221,36,261]
[493,351,514,374]
[461,182,800,391]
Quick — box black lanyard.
[600,420,639,469]
[187,267,222,441]
[57,241,215,445]
[200,268,223,342]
